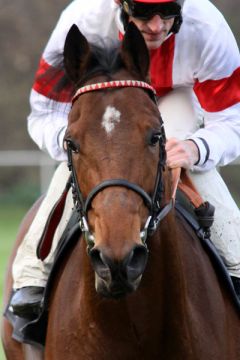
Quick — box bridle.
[66,79,174,252]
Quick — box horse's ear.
[64,24,91,84]
[121,22,150,79]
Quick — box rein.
[67,80,173,252]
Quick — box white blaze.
[102,106,121,134]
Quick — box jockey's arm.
[28,90,69,161]
[27,0,118,162]
[167,18,240,172]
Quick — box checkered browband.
[72,80,156,104]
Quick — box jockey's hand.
[114,0,121,4]
[166,138,199,170]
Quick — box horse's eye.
[65,139,80,153]
[149,132,161,147]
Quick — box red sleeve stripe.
[33,58,74,103]
[194,67,240,112]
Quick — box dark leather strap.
[84,179,153,213]
[171,168,205,208]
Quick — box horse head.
[63,23,166,298]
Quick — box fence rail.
[0,150,239,193]
[0,151,58,193]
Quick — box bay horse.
[2,23,240,359]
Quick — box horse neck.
[122,212,197,352]
[146,213,188,304]
[130,171,195,339]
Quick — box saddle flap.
[37,179,71,260]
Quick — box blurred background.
[0,0,239,358]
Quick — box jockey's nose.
[146,15,166,33]
[89,244,148,285]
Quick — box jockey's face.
[129,15,174,50]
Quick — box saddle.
[4,168,240,348]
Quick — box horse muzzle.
[89,244,148,298]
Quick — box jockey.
[10,0,240,317]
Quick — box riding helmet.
[120,0,185,33]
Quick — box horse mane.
[36,37,123,105]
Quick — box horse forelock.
[87,40,123,81]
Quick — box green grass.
[0,205,29,360]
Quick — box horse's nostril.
[125,245,148,282]
[89,248,111,281]
[90,245,148,284]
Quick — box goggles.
[122,1,181,21]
